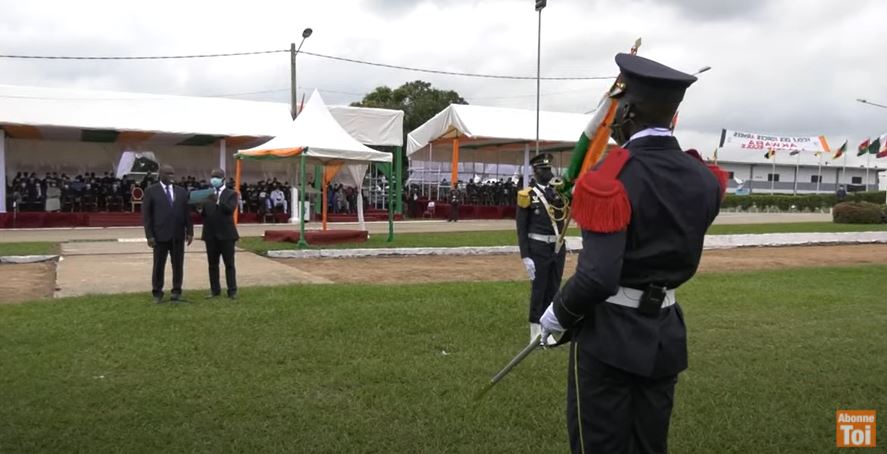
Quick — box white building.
[715,147,886,194]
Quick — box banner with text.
[719,129,831,153]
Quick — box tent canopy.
[0,84,403,149]
[235,91,392,164]
[406,104,594,165]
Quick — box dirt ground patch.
[277,244,887,284]
[0,262,57,304]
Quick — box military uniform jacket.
[516,184,566,259]
[552,135,722,378]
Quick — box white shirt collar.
[623,127,673,146]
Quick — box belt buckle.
[638,285,667,317]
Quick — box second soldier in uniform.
[516,153,567,342]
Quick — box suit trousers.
[528,242,566,323]
[205,237,237,296]
[152,239,185,297]
[567,341,678,454]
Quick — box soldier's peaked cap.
[615,53,697,105]
[530,153,553,168]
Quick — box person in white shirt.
[270,186,288,213]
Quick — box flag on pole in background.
[763,148,776,159]
[789,150,800,156]
[877,136,887,158]
[867,137,880,155]
[857,138,870,156]
[832,140,847,160]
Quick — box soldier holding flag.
[538,53,726,453]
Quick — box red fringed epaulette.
[571,147,632,233]
[685,149,728,199]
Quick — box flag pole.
[770,150,776,194]
[865,153,871,191]
[816,152,822,193]
[793,152,800,195]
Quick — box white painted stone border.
[267,232,887,259]
[0,255,59,264]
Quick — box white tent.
[235,91,396,242]
[406,104,593,186]
[238,91,393,164]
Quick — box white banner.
[719,129,830,153]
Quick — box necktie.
[166,185,173,206]
[215,188,221,204]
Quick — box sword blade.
[473,334,542,401]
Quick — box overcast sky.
[0,0,885,152]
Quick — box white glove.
[539,303,564,347]
[522,257,536,281]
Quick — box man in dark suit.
[199,168,239,299]
[142,165,193,303]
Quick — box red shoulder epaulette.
[571,147,632,233]
[685,149,728,200]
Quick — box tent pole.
[428,143,433,198]
[395,146,403,215]
[387,161,395,242]
[314,165,322,215]
[322,166,328,231]
[451,137,460,189]
[234,159,241,224]
[523,143,530,187]
[0,130,6,213]
[298,152,309,248]
[219,139,227,173]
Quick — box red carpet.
[263,229,368,245]
[409,200,516,220]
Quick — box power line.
[298,50,614,81]
[0,48,615,81]
[0,49,288,60]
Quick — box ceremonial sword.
[473,334,543,401]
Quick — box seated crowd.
[5,172,364,219]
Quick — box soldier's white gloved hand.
[521,257,536,281]
[539,303,564,347]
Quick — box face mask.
[535,168,554,185]
[210,177,224,188]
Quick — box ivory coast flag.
[867,137,880,155]
[832,140,847,160]
[857,138,870,156]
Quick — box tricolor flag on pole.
[857,138,871,156]
[878,139,887,159]
[764,148,776,159]
[867,137,881,155]
[832,140,847,160]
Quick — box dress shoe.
[227,292,238,300]
[205,293,221,299]
[170,293,182,303]
[153,296,164,304]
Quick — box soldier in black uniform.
[538,53,725,453]
[516,153,568,342]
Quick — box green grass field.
[239,222,887,254]
[1,266,884,453]
[0,241,58,256]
